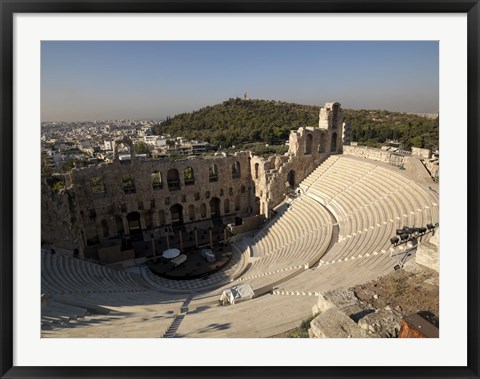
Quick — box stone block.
[357,307,403,338]
[309,307,369,338]
[415,241,439,272]
[314,288,359,314]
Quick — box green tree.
[134,141,149,155]
[411,136,424,148]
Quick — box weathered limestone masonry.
[80,153,252,245]
[42,101,348,256]
[343,144,407,165]
[250,102,347,216]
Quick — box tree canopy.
[153,98,438,151]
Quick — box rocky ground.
[351,263,439,328]
[272,261,439,338]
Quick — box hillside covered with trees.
[153,98,439,151]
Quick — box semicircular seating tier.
[234,195,334,293]
[41,155,440,338]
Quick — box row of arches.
[98,196,236,237]
[90,162,243,195]
[304,132,337,155]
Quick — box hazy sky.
[41,41,438,121]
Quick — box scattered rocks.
[357,307,403,338]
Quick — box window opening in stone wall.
[184,166,195,186]
[188,204,195,221]
[254,163,259,179]
[209,197,221,219]
[91,176,105,193]
[127,211,142,237]
[319,133,326,153]
[144,211,153,229]
[170,204,184,226]
[287,170,295,189]
[224,198,230,214]
[200,203,207,218]
[122,175,136,194]
[232,161,241,179]
[151,171,163,190]
[167,169,180,191]
[331,132,337,152]
[209,164,218,182]
[115,216,124,235]
[305,134,313,155]
[235,195,240,211]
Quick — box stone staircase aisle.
[162,295,193,338]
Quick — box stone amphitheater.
[41,102,439,338]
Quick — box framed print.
[1,1,479,378]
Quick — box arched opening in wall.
[305,134,313,155]
[254,196,261,215]
[144,211,153,229]
[188,204,195,221]
[184,166,195,186]
[115,216,124,235]
[127,212,142,238]
[158,210,165,225]
[331,132,337,152]
[287,170,295,189]
[319,133,326,153]
[235,195,240,211]
[167,169,180,191]
[224,198,230,214]
[254,163,259,179]
[101,219,109,237]
[91,177,105,194]
[209,164,218,182]
[170,204,184,227]
[209,197,221,220]
[232,161,241,179]
[115,140,133,163]
[200,203,207,218]
[122,175,136,194]
[152,171,163,190]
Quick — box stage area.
[147,245,233,280]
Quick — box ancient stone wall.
[250,102,344,215]
[411,147,432,159]
[68,152,254,246]
[343,145,406,167]
[41,101,345,254]
[41,179,85,254]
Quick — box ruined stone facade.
[250,102,346,215]
[42,102,347,257]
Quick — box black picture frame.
[1,1,479,378]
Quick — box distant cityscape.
[41,120,214,172]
